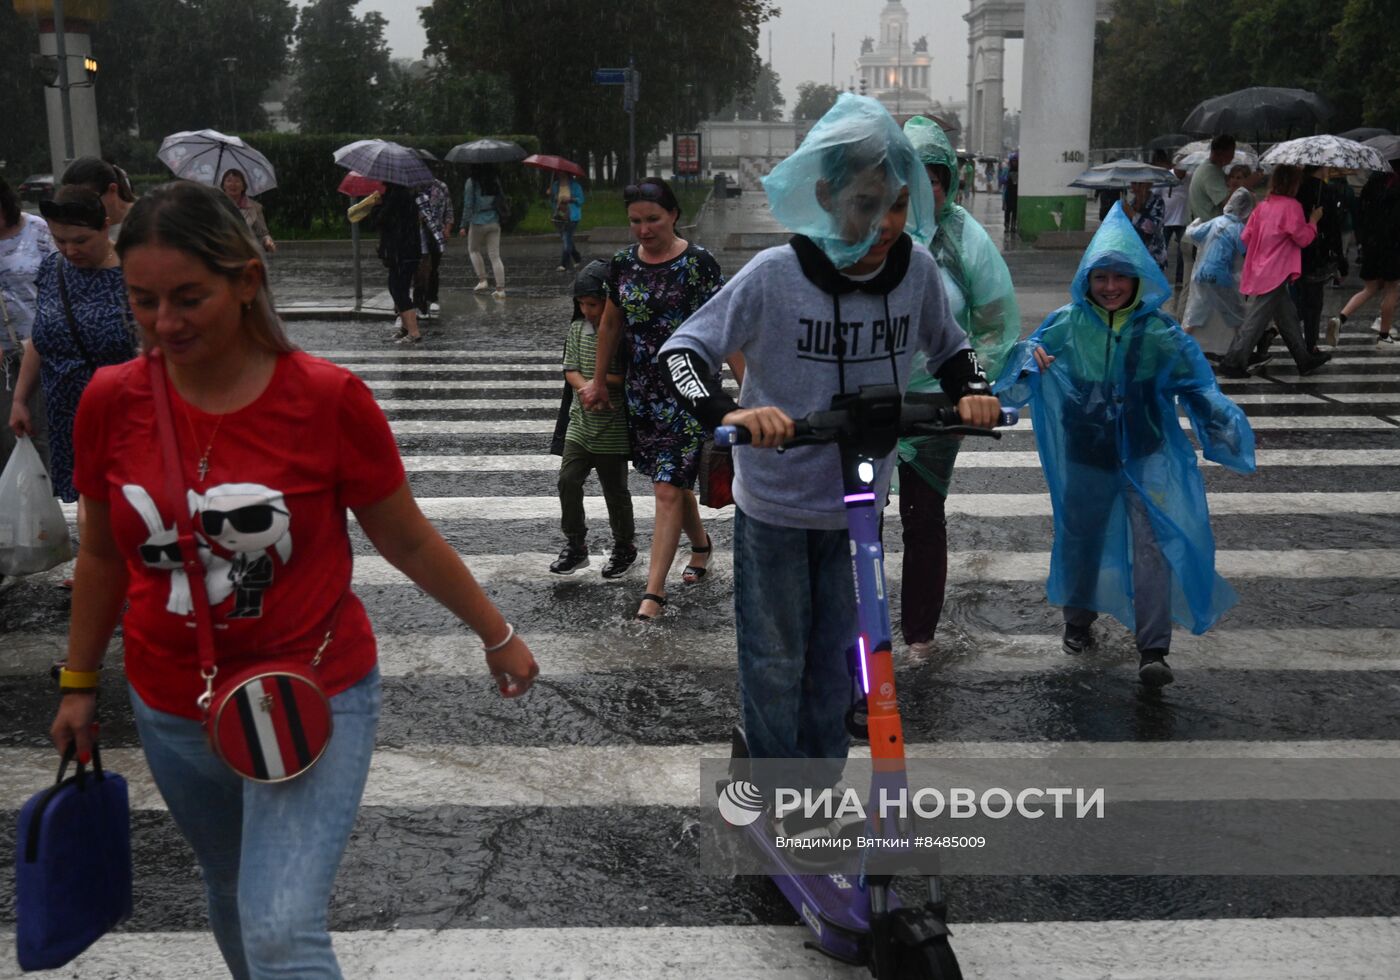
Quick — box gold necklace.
[181,403,226,481]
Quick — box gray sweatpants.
[1063,489,1172,654]
[1221,283,1311,371]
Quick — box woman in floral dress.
[581,178,734,620]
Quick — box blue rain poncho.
[897,116,1022,495]
[1182,188,1254,349]
[762,93,936,269]
[994,203,1256,635]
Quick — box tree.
[378,58,514,136]
[422,0,777,181]
[91,0,296,142]
[0,6,49,178]
[286,0,393,134]
[720,63,785,122]
[793,82,840,122]
[1331,0,1400,130]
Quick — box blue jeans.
[558,221,581,267]
[130,667,381,980]
[734,508,857,793]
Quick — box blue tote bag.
[15,744,132,971]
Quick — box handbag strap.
[145,351,222,705]
[56,260,99,372]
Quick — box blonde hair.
[115,180,295,354]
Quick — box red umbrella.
[523,154,586,179]
[337,170,386,197]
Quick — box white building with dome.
[855,1,937,123]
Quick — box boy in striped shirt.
[551,261,637,577]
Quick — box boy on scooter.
[660,95,1002,830]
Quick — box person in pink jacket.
[1218,165,1328,378]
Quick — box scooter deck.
[740,815,902,965]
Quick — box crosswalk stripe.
[17,918,1400,979]
[4,741,1396,811]
[378,416,1398,437]
[1231,373,1400,384]
[338,549,1400,584]
[13,626,1392,679]
[395,448,1400,471]
[378,398,564,410]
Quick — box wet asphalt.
[2,194,1400,975]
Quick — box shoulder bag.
[146,351,336,782]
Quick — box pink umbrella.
[337,170,386,197]
[523,154,586,180]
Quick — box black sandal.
[682,534,713,584]
[635,592,667,621]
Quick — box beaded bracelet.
[483,623,515,654]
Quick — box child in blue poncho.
[1182,187,1255,355]
[995,203,1256,687]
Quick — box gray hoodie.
[660,238,971,530]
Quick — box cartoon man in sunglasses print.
[187,483,293,619]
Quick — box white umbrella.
[158,129,277,196]
[1172,140,1259,170]
[1260,135,1389,172]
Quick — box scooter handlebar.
[713,406,1018,448]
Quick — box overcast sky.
[338,0,1023,114]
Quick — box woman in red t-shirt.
[49,181,538,979]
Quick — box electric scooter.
[714,384,1017,979]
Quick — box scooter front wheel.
[895,936,963,980]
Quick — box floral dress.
[607,243,723,487]
[31,252,135,501]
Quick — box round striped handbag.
[148,351,335,782]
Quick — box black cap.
[572,260,609,299]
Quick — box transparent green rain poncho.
[762,93,937,270]
[896,116,1022,495]
[993,204,1256,635]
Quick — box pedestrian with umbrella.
[220,169,275,258]
[525,154,589,274]
[333,140,435,342]
[459,165,508,298]
[160,131,279,257]
[1217,165,1329,378]
[1332,155,1400,345]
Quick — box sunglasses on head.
[200,504,287,537]
[622,183,668,205]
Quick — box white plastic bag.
[0,436,72,576]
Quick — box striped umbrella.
[332,139,433,187]
[1260,135,1390,173]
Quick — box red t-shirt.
[73,350,405,719]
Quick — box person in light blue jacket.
[458,164,507,297]
[1182,186,1254,354]
[548,174,585,272]
[994,203,1256,687]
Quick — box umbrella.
[1337,127,1391,142]
[412,148,439,161]
[523,154,586,179]
[1363,135,1400,162]
[158,129,277,195]
[446,139,526,164]
[1260,135,1390,173]
[332,139,433,187]
[1146,133,1193,151]
[337,171,385,197]
[1172,140,1259,170]
[1183,86,1331,136]
[1069,159,1180,190]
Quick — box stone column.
[974,35,1005,159]
[38,20,102,177]
[1017,0,1095,239]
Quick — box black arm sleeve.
[933,347,992,403]
[662,347,739,430]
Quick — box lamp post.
[52,0,76,166]
[224,57,239,130]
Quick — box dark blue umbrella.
[332,139,433,187]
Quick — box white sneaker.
[429,302,440,314]
[1325,316,1340,346]
[556,264,567,272]
[473,280,490,293]
[1371,317,1384,334]
[492,288,507,299]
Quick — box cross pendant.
[197,456,210,481]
